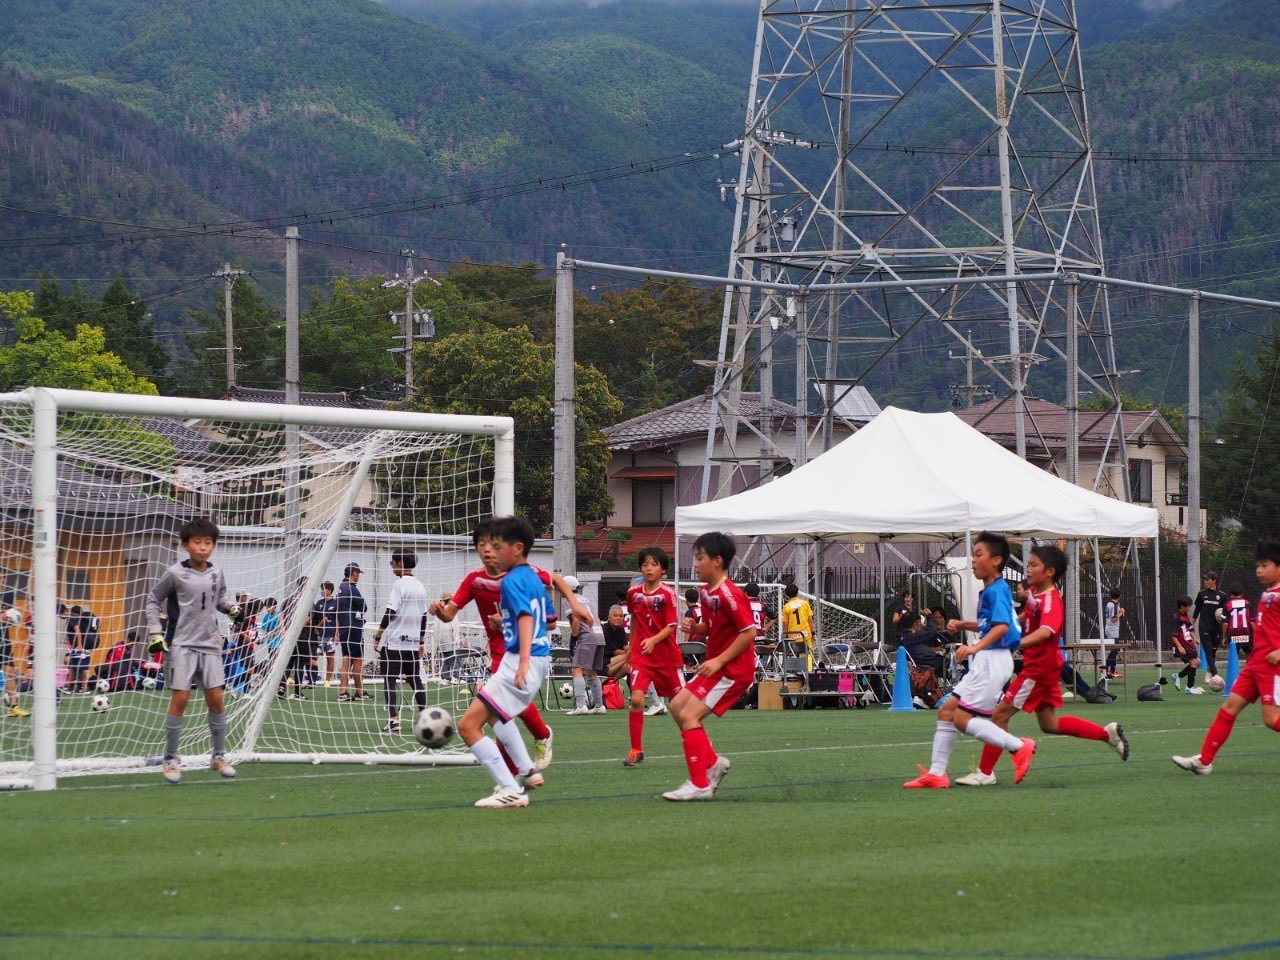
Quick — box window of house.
[62,568,92,603]
[1127,458,1152,504]
[632,479,675,526]
[0,566,27,601]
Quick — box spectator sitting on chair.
[892,593,921,639]
[899,619,946,676]
[780,584,814,664]
[100,632,137,692]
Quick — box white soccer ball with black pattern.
[412,707,455,749]
[559,682,573,699]
[1207,674,1226,692]
[2,607,23,626]
[141,676,158,690]
[95,678,110,693]
[91,694,110,713]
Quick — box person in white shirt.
[372,552,430,734]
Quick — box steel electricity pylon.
[702,0,1126,502]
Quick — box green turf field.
[2,675,1276,960]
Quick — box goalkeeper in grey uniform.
[146,517,242,785]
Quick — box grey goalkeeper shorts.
[166,647,227,691]
[571,637,605,672]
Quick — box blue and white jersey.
[976,577,1021,649]
[500,563,553,657]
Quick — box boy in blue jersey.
[904,532,1037,789]
[457,515,554,809]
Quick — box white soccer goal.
[0,388,515,790]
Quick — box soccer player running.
[1174,539,1280,775]
[430,519,588,772]
[904,531,1035,789]
[457,515,554,808]
[145,517,243,784]
[623,547,681,769]
[664,532,757,801]
[956,544,1128,786]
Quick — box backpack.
[602,679,624,710]
[909,664,941,707]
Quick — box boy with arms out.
[904,532,1035,789]
[1174,540,1280,775]
[665,532,757,801]
[623,547,681,768]
[430,519,588,770]
[957,544,1128,786]
[145,517,242,784]
[457,515,553,808]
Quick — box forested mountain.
[1,0,1278,418]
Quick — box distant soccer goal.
[0,388,514,790]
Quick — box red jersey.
[1225,597,1252,638]
[452,565,554,668]
[699,578,758,683]
[627,582,681,669]
[1019,586,1064,677]
[748,597,772,631]
[1251,586,1280,662]
[1172,611,1195,652]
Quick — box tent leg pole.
[1154,533,1163,679]
[878,542,885,655]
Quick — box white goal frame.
[16,387,514,791]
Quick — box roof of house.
[609,388,866,452]
[953,395,1187,460]
[225,386,389,450]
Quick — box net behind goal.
[0,388,514,790]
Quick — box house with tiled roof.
[586,388,881,571]
[953,395,1195,533]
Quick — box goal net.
[0,388,515,789]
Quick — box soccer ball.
[91,694,110,713]
[1207,675,1226,692]
[1215,608,1227,623]
[95,678,110,693]
[411,707,455,749]
[559,682,574,699]
[142,676,158,690]
[2,607,22,626]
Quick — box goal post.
[1,387,514,791]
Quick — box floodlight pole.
[553,253,577,576]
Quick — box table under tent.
[674,407,1161,703]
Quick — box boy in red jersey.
[1170,596,1203,693]
[622,547,681,768]
[1223,583,1253,658]
[429,519,589,772]
[957,545,1128,786]
[663,531,757,801]
[1174,539,1280,775]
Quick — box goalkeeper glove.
[228,603,243,622]
[147,633,168,655]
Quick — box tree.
[1204,324,1280,539]
[33,276,169,385]
[406,325,621,532]
[180,277,283,398]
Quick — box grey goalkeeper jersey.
[145,559,234,653]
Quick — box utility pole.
[284,227,302,587]
[553,253,576,576]
[1186,293,1201,597]
[1065,276,1081,644]
[382,250,440,396]
[948,332,989,409]
[213,262,246,392]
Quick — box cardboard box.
[757,679,784,710]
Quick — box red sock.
[978,743,1002,776]
[496,739,518,775]
[628,709,644,752]
[1056,715,1108,741]
[519,703,551,741]
[1200,709,1237,765]
[682,727,713,788]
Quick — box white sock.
[929,720,957,776]
[493,719,535,774]
[572,676,587,709]
[965,717,1023,752]
[470,736,519,791]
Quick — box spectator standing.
[780,584,815,668]
[336,563,370,701]
[314,582,339,686]
[1103,588,1124,678]
[564,576,606,715]
[65,604,97,693]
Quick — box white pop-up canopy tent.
[676,407,1162,666]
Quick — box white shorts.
[477,653,550,723]
[166,647,227,691]
[951,647,1014,717]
